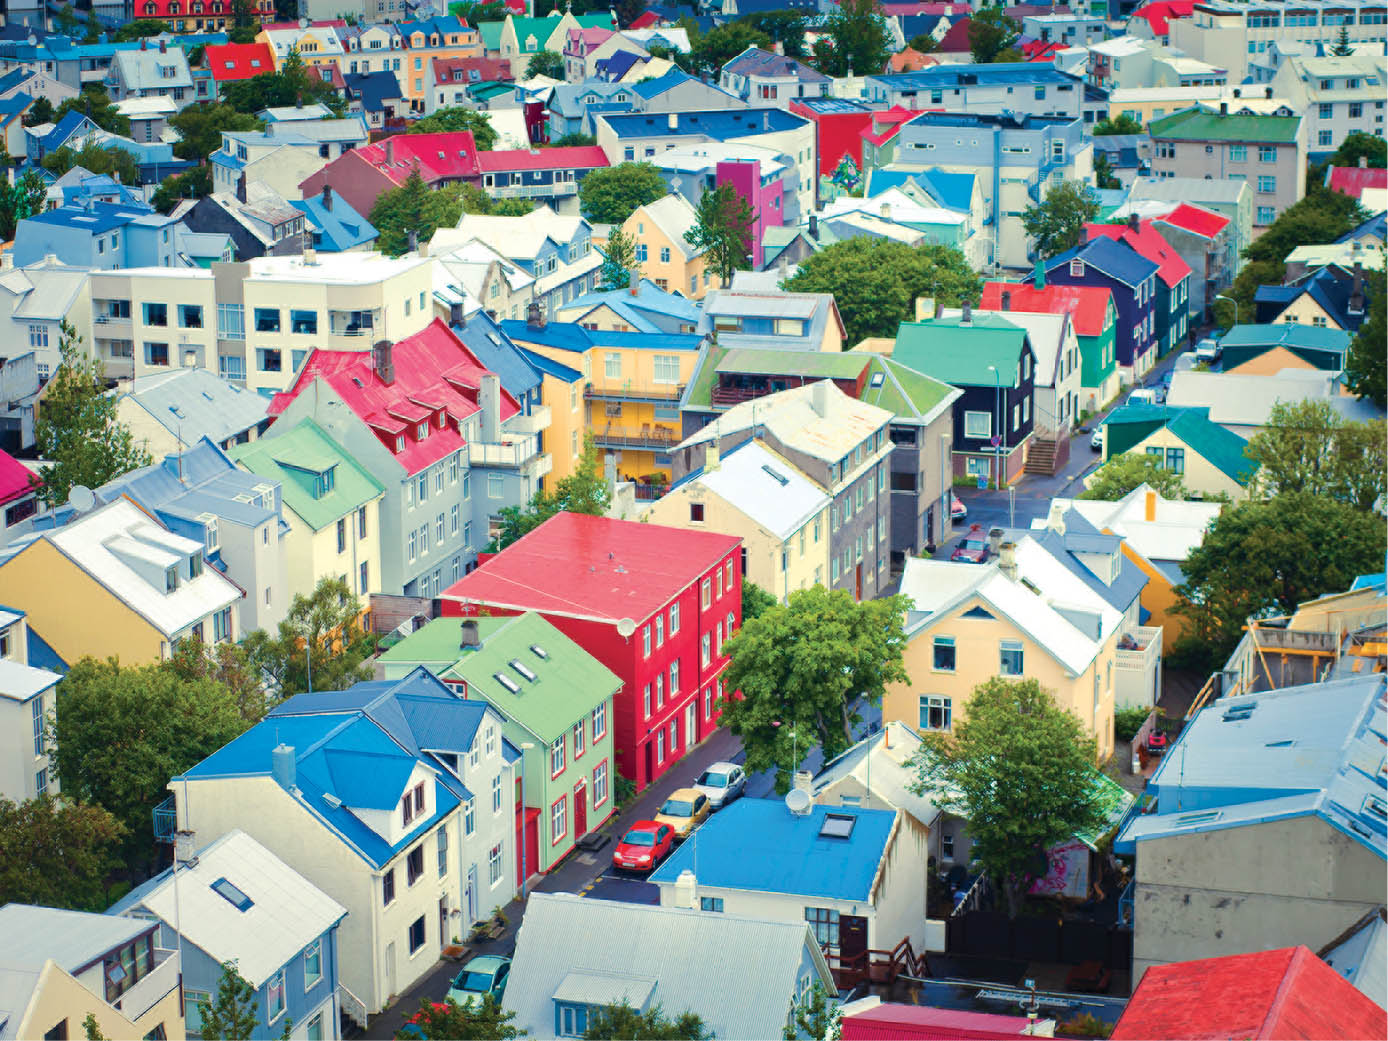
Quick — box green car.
[447,955,511,1009]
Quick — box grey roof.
[0,903,155,976]
[1027,511,1148,615]
[0,262,89,320]
[812,719,944,829]
[1167,369,1385,427]
[1320,908,1386,1010]
[110,47,192,92]
[697,289,843,350]
[1128,175,1251,204]
[117,368,269,446]
[504,893,834,1041]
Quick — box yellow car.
[653,787,712,840]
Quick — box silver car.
[692,761,746,809]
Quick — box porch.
[1114,625,1163,709]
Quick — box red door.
[574,780,588,839]
[855,563,862,601]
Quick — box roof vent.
[460,618,480,649]
[530,644,548,659]
[820,812,857,839]
[322,792,342,809]
[761,464,788,486]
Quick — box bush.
[1114,705,1152,743]
[614,771,636,809]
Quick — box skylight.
[530,644,548,659]
[819,812,856,839]
[510,658,538,682]
[761,464,788,486]
[211,876,254,911]
[870,371,885,388]
[493,672,521,694]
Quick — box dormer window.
[401,781,426,826]
[189,554,203,579]
[395,435,406,452]
[165,565,178,593]
[416,422,428,440]
[313,466,336,498]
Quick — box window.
[670,602,680,634]
[964,411,991,439]
[1257,206,1276,224]
[254,307,281,333]
[304,939,322,988]
[143,302,168,327]
[184,990,211,1035]
[643,684,652,718]
[653,354,680,384]
[407,844,425,885]
[408,916,426,954]
[551,794,567,844]
[593,760,609,806]
[1165,447,1185,474]
[488,474,504,499]
[933,636,956,672]
[551,734,566,776]
[1229,144,1247,161]
[144,342,169,366]
[1000,639,1024,676]
[702,632,711,666]
[464,798,475,836]
[558,1003,589,1037]
[267,969,285,1022]
[656,615,664,647]
[491,773,503,814]
[642,626,651,657]
[305,1013,324,1041]
[1257,175,1277,193]
[1258,146,1277,162]
[919,695,952,731]
[256,348,282,372]
[604,352,621,379]
[656,673,664,707]
[1350,102,1364,118]
[1069,259,1084,277]
[805,907,840,948]
[700,896,725,912]
[701,577,712,608]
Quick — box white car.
[1090,427,1104,452]
[692,762,746,809]
[1194,338,1220,364]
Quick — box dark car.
[950,524,991,564]
[611,821,674,873]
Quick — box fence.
[945,910,1132,970]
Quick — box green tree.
[23,95,54,127]
[600,225,639,288]
[740,10,808,58]
[151,165,212,213]
[197,962,288,1041]
[1244,399,1385,510]
[549,132,597,148]
[111,17,172,40]
[0,169,49,240]
[370,170,463,256]
[685,182,756,285]
[525,49,565,79]
[488,437,611,551]
[221,49,344,116]
[169,103,262,162]
[969,6,1020,63]
[1093,114,1143,135]
[42,142,140,185]
[1079,453,1187,501]
[810,0,893,77]
[1331,24,1353,54]
[408,107,497,149]
[48,658,252,870]
[722,586,909,790]
[83,1014,106,1041]
[741,578,777,623]
[906,32,940,55]
[165,637,274,723]
[583,1000,712,1040]
[1346,268,1386,407]
[1172,493,1387,670]
[578,161,668,224]
[0,796,126,911]
[228,25,259,43]
[399,994,522,1040]
[35,321,153,509]
[1093,152,1120,190]
[910,677,1107,918]
[56,3,80,37]
[1022,180,1100,259]
[245,576,376,698]
[450,0,509,23]
[83,10,102,42]
[785,238,982,347]
[1328,132,1387,170]
[614,0,645,27]
[783,982,840,1041]
[691,21,770,76]
[54,85,130,136]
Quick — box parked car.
[950,492,967,523]
[693,762,746,809]
[1146,730,1170,756]
[1194,337,1220,364]
[1128,388,1158,406]
[446,955,511,1009]
[950,524,991,564]
[1090,427,1104,452]
[653,787,712,840]
[612,821,675,873]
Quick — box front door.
[686,702,698,747]
[644,739,654,788]
[439,895,449,947]
[840,915,869,984]
[466,865,477,923]
[574,779,588,838]
[855,563,862,601]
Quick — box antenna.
[616,617,636,638]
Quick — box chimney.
[1144,488,1157,523]
[933,298,944,319]
[1128,212,1140,232]
[1219,101,1227,115]
[1001,290,1012,311]
[1033,259,1046,290]
[526,300,545,328]
[879,201,891,220]
[668,111,677,130]
[1360,156,1369,169]
[628,270,640,295]
[407,229,419,254]
[1264,86,1272,99]
[449,301,463,326]
[778,252,788,281]
[999,541,1018,582]
[271,743,296,789]
[673,869,698,909]
[1349,260,1365,313]
[321,184,333,211]
[773,40,784,55]
[481,373,502,443]
[988,526,1004,556]
[793,770,814,794]
[303,247,317,265]
[961,300,972,324]
[141,37,147,49]
[460,618,481,649]
[762,110,770,132]
[373,339,395,385]
[808,215,819,240]
[1233,87,1241,98]
[159,38,166,53]
[236,172,247,203]
[811,380,830,417]
[916,296,934,321]
[385,137,395,164]
[704,441,720,472]
[1046,500,1066,535]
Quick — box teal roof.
[891,314,1029,388]
[717,348,867,380]
[1104,404,1259,485]
[377,616,510,666]
[475,19,505,49]
[230,419,383,532]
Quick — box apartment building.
[0,606,62,803]
[719,46,831,109]
[866,63,1090,120]
[1270,54,1388,154]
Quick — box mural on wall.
[1028,838,1090,899]
[819,154,862,204]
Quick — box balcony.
[585,382,686,405]
[504,404,551,436]
[591,424,680,451]
[116,947,180,1024]
[328,309,383,337]
[1115,625,1163,709]
[152,794,177,843]
[710,385,770,407]
[490,181,578,199]
[469,434,543,470]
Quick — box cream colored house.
[433,242,537,325]
[88,266,217,381]
[621,196,717,300]
[643,439,830,601]
[1100,404,1258,501]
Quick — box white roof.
[1285,242,1385,270]
[433,241,535,297]
[127,830,346,989]
[685,441,829,540]
[0,657,59,702]
[813,720,944,829]
[114,95,177,117]
[822,187,966,225]
[1089,37,1149,56]
[634,195,701,260]
[1043,484,1220,565]
[621,27,691,51]
[246,250,428,285]
[657,141,789,177]
[1167,368,1380,427]
[442,209,590,262]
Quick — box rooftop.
[1148,107,1301,143]
[598,107,808,141]
[116,369,269,449]
[0,904,154,976]
[868,61,1081,88]
[668,439,829,542]
[891,313,1031,388]
[230,419,383,533]
[981,279,1115,338]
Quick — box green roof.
[572,13,613,27]
[508,15,562,50]
[891,314,1029,388]
[377,616,511,666]
[685,344,728,408]
[443,613,621,742]
[717,348,867,380]
[1076,771,1135,851]
[862,355,956,421]
[1103,404,1259,485]
[229,419,384,532]
[475,19,504,49]
[1148,108,1301,144]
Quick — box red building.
[441,512,741,791]
[204,42,275,91]
[133,0,271,30]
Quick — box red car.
[950,524,991,564]
[611,821,674,873]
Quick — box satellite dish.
[68,485,95,513]
[785,788,812,816]
[616,617,636,638]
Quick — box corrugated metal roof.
[676,440,829,542]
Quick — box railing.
[1115,625,1163,708]
[584,382,686,404]
[710,385,772,407]
[823,936,930,990]
[152,794,177,843]
[339,982,370,1028]
[591,425,679,450]
[632,483,667,501]
[491,181,578,198]
[117,947,180,1024]
[469,438,540,468]
[94,313,132,325]
[504,404,551,435]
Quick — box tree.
[741,578,777,623]
[524,48,564,79]
[35,321,153,509]
[1346,268,1386,407]
[722,587,908,790]
[245,576,376,698]
[370,170,463,256]
[197,962,281,1041]
[83,1015,106,1041]
[907,31,940,53]
[691,22,770,76]
[1093,152,1120,190]
[578,161,668,224]
[23,95,54,127]
[1079,453,1187,501]
[785,238,982,346]
[0,796,126,911]
[740,10,808,58]
[168,104,262,162]
[1172,493,1387,670]
[42,142,140,185]
[1092,114,1143,136]
[1331,25,1353,54]
[151,165,212,213]
[909,678,1107,918]
[228,24,259,43]
[111,17,172,41]
[810,0,893,77]
[221,49,344,116]
[686,182,756,285]
[408,107,497,149]
[784,982,841,1041]
[165,637,274,723]
[56,3,80,37]
[0,170,49,240]
[1244,399,1385,510]
[48,658,252,870]
[488,437,611,551]
[600,225,639,288]
[1328,132,1386,170]
[83,10,103,43]
[1022,180,1101,259]
[54,86,130,136]
[549,132,597,148]
[400,995,522,1040]
[968,6,1020,63]
[583,1000,712,1040]
[450,0,509,23]
[614,0,644,28]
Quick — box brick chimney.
[1128,212,1140,232]
[321,184,333,211]
[1001,290,1012,311]
[236,172,247,203]
[372,339,395,385]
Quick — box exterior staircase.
[1024,427,1071,476]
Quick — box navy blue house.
[1045,236,1160,382]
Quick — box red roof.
[1328,165,1388,198]
[628,9,661,27]
[205,42,275,82]
[354,131,482,186]
[1154,202,1230,240]
[1112,946,1388,1041]
[475,145,609,172]
[1130,0,1195,35]
[842,1005,1037,1041]
[432,55,512,86]
[440,512,740,624]
[0,448,38,506]
[936,17,972,51]
[1022,39,1067,60]
[981,280,1114,337]
[861,106,925,147]
[1085,219,1193,289]
[267,318,519,476]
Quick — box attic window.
[1174,810,1220,827]
[761,464,788,486]
[510,658,538,682]
[493,672,521,694]
[530,644,549,659]
[1363,795,1387,820]
[820,813,856,839]
[211,877,254,911]
[1222,703,1256,722]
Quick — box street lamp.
[939,433,951,550]
[518,741,535,900]
[986,365,1002,491]
[1214,294,1238,329]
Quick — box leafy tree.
[169,103,262,162]
[785,238,982,346]
[614,0,645,27]
[49,657,252,870]
[583,1000,712,1040]
[0,796,126,911]
[810,0,893,77]
[231,0,257,28]
[0,170,49,240]
[83,1014,106,1041]
[489,437,610,551]
[740,10,808,58]
[525,49,564,79]
[1346,268,1386,407]
[1093,152,1120,190]
[151,165,212,214]
[221,49,344,117]
[198,961,293,1040]
[578,161,668,224]
[1172,493,1387,670]
[36,321,153,509]
[1022,180,1100,259]
[1245,400,1385,510]
[1331,25,1353,54]
[56,3,80,37]
[1327,131,1386,170]
[42,142,139,185]
[600,225,639,288]
[83,10,103,43]
[111,17,172,41]
[400,994,522,1040]
[54,86,130,136]
[23,95,54,127]
[1093,114,1143,135]
[910,678,1107,918]
[450,0,510,22]
[370,170,463,256]
[968,6,1020,63]
[1079,453,1187,501]
[408,107,497,149]
[722,586,908,791]
[741,578,777,623]
[165,637,274,723]
[228,24,259,43]
[245,576,376,698]
[907,31,940,53]
[685,182,756,285]
[784,982,841,1041]
[549,132,596,148]
[691,21,770,76]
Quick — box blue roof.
[1254,267,1366,332]
[1338,212,1387,244]
[453,311,541,401]
[500,317,703,354]
[42,108,94,150]
[517,346,582,383]
[599,107,808,141]
[1351,573,1386,592]
[596,49,643,80]
[1030,511,1147,614]
[290,192,377,252]
[1048,234,1159,288]
[550,278,703,333]
[399,14,467,35]
[27,627,66,674]
[648,799,898,901]
[0,67,32,95]
[343,70,402,112]
[867,62,1079,89]
[630,67,694,100]
[22,199,169,233]
[95,440,278,529]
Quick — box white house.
[0,606,61,803]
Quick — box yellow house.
[622,197,720,300]
[883,543,1121,761]
[256,24,344,72]
[513,350,589,483]
[642,439,831,600]
[230,418,386,603]
[1101,405,1258,501]
[0,498,243,665]
[400,17,484,113]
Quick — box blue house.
[110,829,347,1041]
[12,198,184,269]
[454,309,544,421]
[1045,236,1160,382]
[546,81,639,140]
[291,186,378,253]
[549,278,703,334]
[24,108,100,163]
